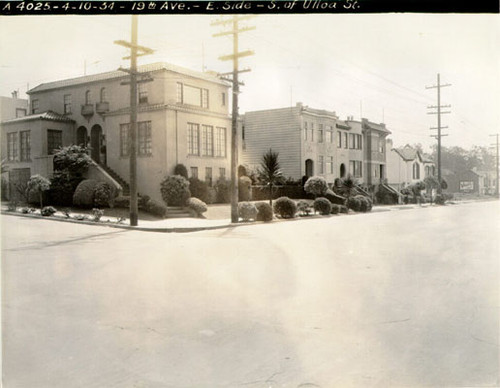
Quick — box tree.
[423,175,440,204]
[304,176,328,197]
[27,175,51,208]
[258,149,283,206]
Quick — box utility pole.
[490,133,499,198]
[114,16,153,226]
[211,16,254,223]
[426,73,451,195]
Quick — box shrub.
[186,197,207,217]
[346,196,361,211]
[238,202,258,221]
[238,176,252,201]
[1,176,9,201]
[94,182,115,208]
[357,196,373,212]
[73,179,99,208]
[173,164,188,179]
[41,206,57,217]
[138,194,151,210]
[375,190,398,205]
[215,178,231,203]
[297,200,312,216]
[189,178,209,203]
[273,196,297,219]
[21,207,36,214]
[114,196,130,208]
[206,187,217,204]
[304,176,328,197]
[255,202,273,222]
[339,205,349,213]
[314,197,332,215]
[145,199,167,218]
[7,201,18,211]
[53,145,92,175]
[238,165,248,178]
[324,189,345,205]
[49,171,82,206]
[331,204,340,214]
[160,175,191,206]
[91,208,104,222]
[27,175,51,208]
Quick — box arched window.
[100,87,107,103]
[413,162,420,179]
[85,90,92,105]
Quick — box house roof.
[28,62,229,94]
[1,110,75,125]
[363,120,392,134]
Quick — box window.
[219,167,226,179]
[31,99,39,114]
[205,167,213,186]
[318,155,324,174]
[64,94,72,114]
[47,130,62,155]
[221,92,226,106]
[215,127,227,157]
[100,88,107,102]
[201,125,214,156]
[326,156,334,174]
[356,134,363,150]
[349,160,362,177]
[343,132,348,149]
[337,131,342,148]
[7,132,18,161]
[310,123,314,142]
[379,139,384,153]
[304,122,308,141]
[20,131,30,161]
[16,108,26,118]
[318,126,324,143]
[177,83,183,103]
[373,165,379,178]
[349,133,356,149]
[327,127,334,143]
[85,90,92,105]
[138,121,152,156]
[202,89,209,108]
[413,162,420,179]
[138,83,148,104]
[182,84,209,108]
[120,124,130,157]
[190,167,198,179]
[187,123,200,155]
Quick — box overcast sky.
[1,14,498,151]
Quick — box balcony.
[81,104,94,117]
[96,102,109,114]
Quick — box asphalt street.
[2,200,499,387]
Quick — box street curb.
[1,211,236,233]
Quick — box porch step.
[166,206,193,218]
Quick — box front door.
[90,125,102,164]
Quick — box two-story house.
[241,103,391,187]
[1,62,232,202]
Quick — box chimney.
[11,90,18,99]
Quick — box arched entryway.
[340,163,346,178]
[90,124,103,164]
[76,126,88,147]
[305,159,314,177]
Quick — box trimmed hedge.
[189,178,209,203]
[331,204,340,214]
[273,196,297,219]
[313,197,332,215]
[238,176,252,201]
[94,182,115,208]
[186,197,208,217]
[255,202,273,222]
[297,200,312,216]
[325,189,346,205]
[41,206,57,217]
[173,163,188,179]
[238,201,258,221]
[73,179,99,208]
[160,175,191,206]
[215,178,231,204]
[145,199,167,218]
[347,195,373,212]
[304,176,328,197]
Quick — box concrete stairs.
[100,165,130,196]
[166,206,193,218]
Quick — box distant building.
[0,92,28,122]
[1,62,232,202]
[443,168,497,195]
[386,142,435,191]
[241,103,391,186]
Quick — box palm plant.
[258,149,283,206]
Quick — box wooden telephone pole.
[211,16,254,223]
[427,73,451,195]
[115,16,153,226]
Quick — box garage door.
[9,168,31,202]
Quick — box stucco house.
[241,103,391,187]
[1,62,232,202]
[386,142,436,191]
